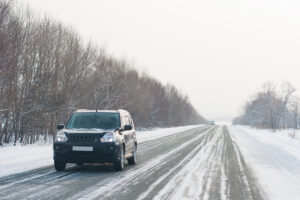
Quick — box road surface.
[0,126,266,200]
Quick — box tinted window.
[129,117,134,127]
[127,116,133,126]
[123,116,130,126]
[67,112,120,130]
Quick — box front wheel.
[54,160,66,171]
[114,146,124,171]
[127,144,137,165]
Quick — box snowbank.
[0,145,53,178]
[0,125,202,178]
[229,125,300,200]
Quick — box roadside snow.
[0,145,53,178]
[229,125,300,200]
[0,125,202,178]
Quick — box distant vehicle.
[209,121,215,125]
[53,109,137,171]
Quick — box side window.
[128,116,134,127]
[126,116,131,126]
[121,116,126,126]
[123,116,130,126]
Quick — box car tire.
[54,161,66,171]
[127,144,137,165]
[114,146,124,171]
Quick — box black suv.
[53,109,137,171]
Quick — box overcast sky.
[20,0,300,120]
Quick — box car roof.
[74,109,130,115]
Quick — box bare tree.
[0,1,207,145]
[233,81,297,131]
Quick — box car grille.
[67,134,104,143]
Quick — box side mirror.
[124,125,132,131]
[57,124,64,130]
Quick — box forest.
[0,1,206,145]
[233,81,299,132]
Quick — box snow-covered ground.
[229,125,300,200]
[0,125,202,178]
[0,145,53,178]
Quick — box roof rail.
[74,109,90,112]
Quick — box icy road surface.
[0,126,265,200]
[0,125,201,178]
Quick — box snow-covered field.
[0,125,202,178]
[229,125,300,200]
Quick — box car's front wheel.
[54,160,66,171]
[114,146,124,171]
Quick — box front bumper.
[53,142,121,163]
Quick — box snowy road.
[0,126,265,200]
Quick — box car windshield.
[66,112,120,130]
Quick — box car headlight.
[55,131,68,142]
[101,132,116,143]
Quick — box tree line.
[0,1,206,145]
[233,81,299,131]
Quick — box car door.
[124,115,134,153]
[126,115,135,151]
[122,115,132,154]
[128,115,136,144]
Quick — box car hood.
[63,128,114,134]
